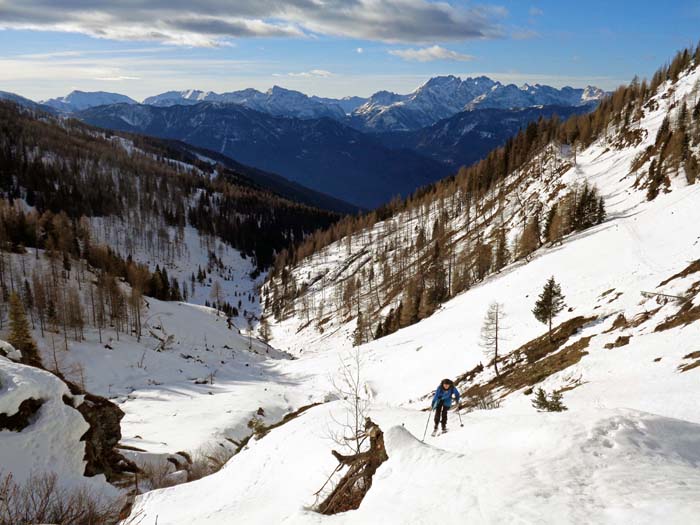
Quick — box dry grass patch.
[654,301,700,332]
[604,335,631,349]
[679,351,700,373]
[658,259,700,287]
[604,313,629,333]
[459,316,597,400]
[0,471,127,525]
[630,307,661,328]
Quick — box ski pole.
[456,404,464,427]
[422,407,433,441]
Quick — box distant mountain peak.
[41,90,137,112]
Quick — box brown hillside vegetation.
[265,45,700,344]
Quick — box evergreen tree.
[531,387,568,412]
[399,280,419,327]
[7,292,40,366]
[518,217,540,260]
[417,286,435,320]
[259,317,272,344]
[532,276,565,341]
[647,159,662,200]
[494,227,509,272]
[353,312,367,346]
[596,197,606,224]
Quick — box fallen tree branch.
[317,418,388,515]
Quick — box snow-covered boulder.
[0,340,21,361]
[0,356,124,497]
[0,357,97,487]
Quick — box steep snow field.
[126,68,700,524]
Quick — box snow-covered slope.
[124,63,700,524]
[42,90,137,112]
[266,64,700,359]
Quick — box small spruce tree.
[7,292,40,366]
[531,387,568,412]
[532,277,565,341]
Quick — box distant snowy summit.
[354,75,606,131]
[143,86,352,120]
[41,90,137,112]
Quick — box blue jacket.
[432,384,460,409]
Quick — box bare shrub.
[186,444,235,482]
[138,461,181,491]
[464,392,501,412]
[0,471,125,525]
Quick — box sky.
[0,0,699,102]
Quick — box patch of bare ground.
[457,316,597,400]
[605,335,631,349]
[604,313,628,333]
[630,307,661,328]
[658,259,700,287]
[654,300,700,332]
[679,351,700,373]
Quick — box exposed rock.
[64,381,138,482]
[0,397,44,432]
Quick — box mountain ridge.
[77,101,451,209]
[15,73,606,132]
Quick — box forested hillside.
[263,46,700,352]
[0,101,340,271]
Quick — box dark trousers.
[434,400,448,429]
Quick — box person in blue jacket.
[432,378,460,433]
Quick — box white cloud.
[512,29,540,40]
[287,69,334,78]
[94,75,140,81]
[389,45,474,62]
[356,47,364,54]
[529,7,544,16]
[0,0,505,46]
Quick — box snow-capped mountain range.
[352,75,605,131]
[12,75,606,132]
[142,86,348,120]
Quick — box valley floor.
[125,144,700,523]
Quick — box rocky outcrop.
[63,381,138,482]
